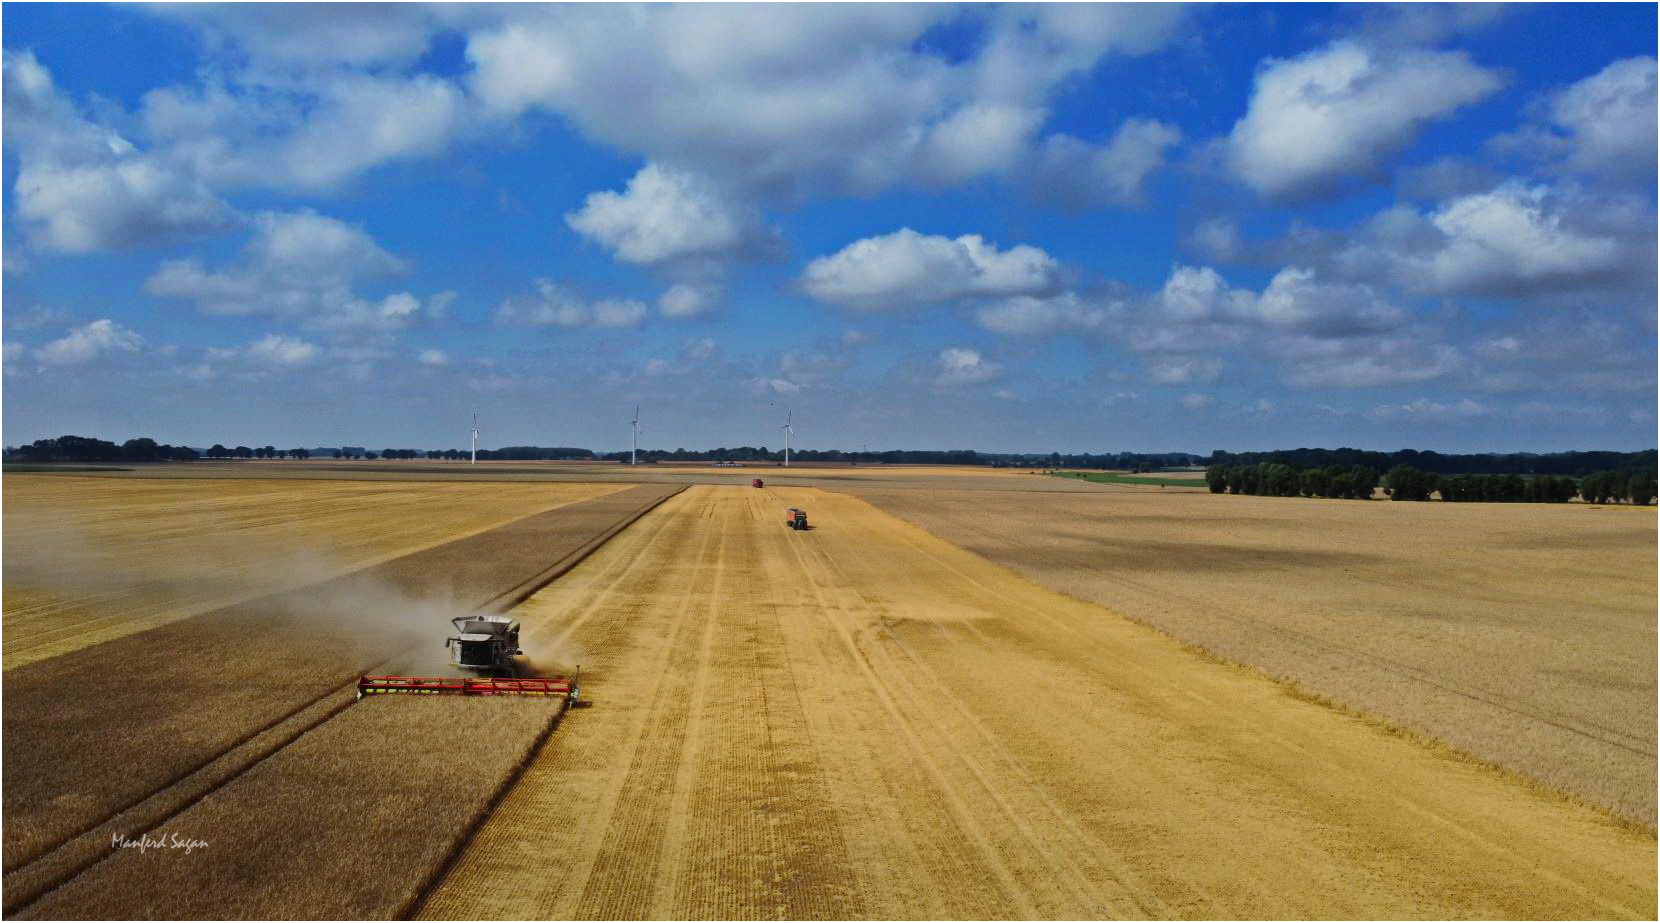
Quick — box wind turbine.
[470,413,479,465]
[630,406,640,465]
[781,409,793,467]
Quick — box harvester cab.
[446,615,522,672]
[785,507,809,530]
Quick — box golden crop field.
[3,467,1653,918]
[853,483,1659,824]
[2,474,625,668]
[420,486,1655,919]
[20,697,563,920]
[2,478,683,916]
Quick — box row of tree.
[11,436,198,462]
[1206,461,1657,504]
[1208,447,1656,478]
[204,445,313,459]
[1205,463,1381,499]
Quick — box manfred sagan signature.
[110,832,209,855]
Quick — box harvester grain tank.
[785,507,809,530]
[446,615,521,671]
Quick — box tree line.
[1208,447,1656,478]
[1205,461,1656,504]
[10,435,198,462]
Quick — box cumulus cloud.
[4,50,234,252]
[934,347,1002,387]
[1497,56,1657,184]
[417,348,449,366]
[464,4,1183,197]
[1145,264,1403,337]
[1332,183,1643,298]
[801,229,1061,309]
[1031,118,1182,207]
[494,280,647,329]
[1226,41,1502,198]
[143,209,437,333]
[566,164,778,267]
[35,319,145,366]
[1179,393,1214,409]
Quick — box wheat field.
[420,486,1655,919]
[853,483,1659,824]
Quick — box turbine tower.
[631,406,640,465]
[782,409,793,467]
[470,413,479,465]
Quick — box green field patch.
[1046,471,1205,488]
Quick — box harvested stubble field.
[3,482,682,916]
[420,486,1655,920]
[18,698,562,920]
[2,474,625,668]
[850,484,1659,825]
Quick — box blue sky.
[3,3,1655,453]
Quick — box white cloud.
[139,69,470,193]
[975,292,1110,335]
[243,334,320,368]
[1151,265,1255,322]
[35,319,145,366]
[1031,118,1182,206]
[1179,393,1214,409]
[4,51,234,252]
[1148,356,1222,385]
[464,5,1183,198]
[567,164,777,266]
[801,229,1061,309]
[1272,182,1652,300]
[417,349,449,366]
[918,104,1045,186]
[1368,397,1490,421]
[934,347,1002,387]
[1186,217,1241,261]
[1226,41,1502,198]
[1250,267,1406,336]
[1420,184,1621,294]
[143,210,438,334]
[1275,336,1463,389]
[494,280,648,329]
[1500,57,1657,183]
[658,283,720,319]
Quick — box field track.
[2,484,682,916]
[420,486,1655,919]
[852,485,1658,824]
[3,476,625,668]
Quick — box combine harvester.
[357,615,582,704]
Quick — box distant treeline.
[1205,462,1656,504]
[598,446,1007,465]
[1207,447,1656,477]
[10,435,198,462]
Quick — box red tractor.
[752,478,764,488]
